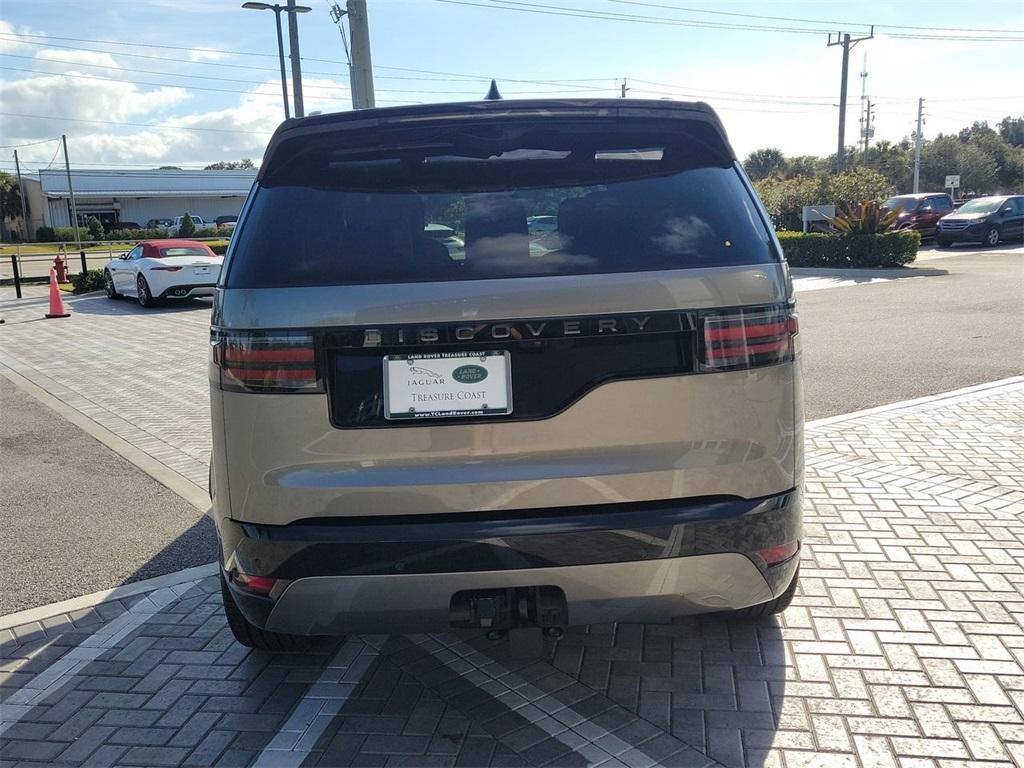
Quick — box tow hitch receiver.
[450,586,568,630]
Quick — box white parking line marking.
[0,582,192,736]
[251,637,379,768]
[415,633,646,768]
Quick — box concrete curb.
[805,376,1024,429]
[0,563,217,632]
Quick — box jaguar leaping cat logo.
[408,366,442,377]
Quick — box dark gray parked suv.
[210,99,804,650]
[937,195,1024,247]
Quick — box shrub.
[106,227,169,241]
[829,201,899,234]
[210,243,229,255]
[86,216,105,239]
[69,268,106,294]
[776,230,920,268]
[51,226,90,243]
[194,226,219,238]
[824,167,893,210]
[36,225,55,242]
[178,212,197,237]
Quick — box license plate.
[193,266,210,275]
[383,351,512,420]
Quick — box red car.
[881,193,955,238]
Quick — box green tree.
[204,159,255,170]
[783,155,825,179]
[998,116,1024,147]
[920,135,999,194]
[87,216,104,239]
[861,140,913,192]
[0,172,24,242]
[178,212,197,237]
[824,166,892,209]
[743,148,786,181]
[753,175,824,230]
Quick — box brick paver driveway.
[2,292,1024,767]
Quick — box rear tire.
[136,274,158,308]
[220,575,314,652]
[725,565,799,620]
[104,270,119,299]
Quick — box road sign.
[945,174,961,188]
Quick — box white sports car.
[103,239,223,308]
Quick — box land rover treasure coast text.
[209,99,803,650]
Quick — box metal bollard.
[10,255,22,299]
[80,250,88,275]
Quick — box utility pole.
[863,100,874,158]
[347,0,375,109]
[828,27,873,171]
[61,134,85,273]
[620,78,629,98]
[913,97,925,193]
[286,0,305,117]
[13,150,29,242]
[858,52,868,158]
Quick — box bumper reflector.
[757,541,799,566]
[232,572,277,595]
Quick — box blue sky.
[1,0,1021,173]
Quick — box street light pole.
[273,7,290,119]
[242,2,312,120]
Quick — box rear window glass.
[226,126,774,288]
[160,247,212,258]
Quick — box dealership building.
[28,168,257,231]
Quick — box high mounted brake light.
[211,330,322,393]
[699,304,798,371]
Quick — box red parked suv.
[881,193,955,239]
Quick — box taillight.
[150,266,183,272]
[211,330,322,393]
[700,303,798,371]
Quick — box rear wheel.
[136,274,158,308]
[724,565,799,620]
[220,574,314,652]
[104,270,119,299]
[983,226,1001,247]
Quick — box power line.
[0,112,273,135]
[0,31,617,91]
[0,55,613,96]
[604,0,1024,34]
[437,0,1024,41]
[0,136,61,150]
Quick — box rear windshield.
[160,247,212,258]
[226,126,774,288]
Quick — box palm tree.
[743,148,786,181]
[0,172,24,242]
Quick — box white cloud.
[0,19,37,55]
[187,48,227,62]
[35,49,119,69]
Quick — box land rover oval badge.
[452,364,488,384]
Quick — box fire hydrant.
[53,255,69,283]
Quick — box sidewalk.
[2,378,1022,767]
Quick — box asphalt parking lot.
[1,244,1023,767]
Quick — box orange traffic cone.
[45,268,70,319]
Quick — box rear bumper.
[160,283,216,299]
[219,490,800,634]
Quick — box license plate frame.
[383,350,512,420]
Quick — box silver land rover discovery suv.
[210,99,803,650]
